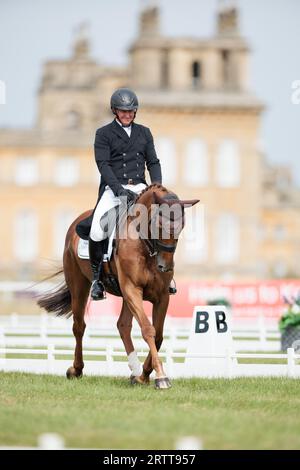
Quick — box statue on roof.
[72,21,90,59]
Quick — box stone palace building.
[0,3,299,281]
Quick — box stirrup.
[169,279,177,295]
[91,280,106,301]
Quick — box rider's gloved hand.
[117,188,137,204]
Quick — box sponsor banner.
[87,280,300,319]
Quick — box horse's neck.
[132,187,165,240]
[138,186,167,208]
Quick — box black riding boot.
[88,237,106,301]
[169,278,177,295]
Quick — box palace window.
[222,50,230,84]
[155,137,177,186]
[14,209,38,262]
[15,157,39,186]
[273,261,287,278]
[54,157,79,186]
[183,205,206,263]
[66,110,81,130]
[214,213,240,264]
[53,209,76,258]
[215,139,240,187]
[184,139,208,186]
[192,61,202,88]
[274,224,286,241]
[161,50,169,89]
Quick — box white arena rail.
[0,344,299,378]
[0,312,281,352]
[0,312,293,378]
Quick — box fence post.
[287,348,295,378]
[0,327,6,365]
[169,327,177,351]
[85,325,90,341]
[40,313,47,341]
[225,347,234,378]
[258,315,266,350]
[10,312,19,327]
[47,344,55,374]
[106,344,113,375]
[166,345,174,377]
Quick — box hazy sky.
[0,0,299,184]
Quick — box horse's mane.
[135,183,175,204]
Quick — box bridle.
[143,236,177,258]
[141,199,183,258]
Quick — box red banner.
[87,280,300,320]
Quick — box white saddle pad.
[78,238,89,259]
[77,228,116,261]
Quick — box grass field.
[1,372,300,449]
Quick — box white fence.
[0,312,281,351]
[1,313,298,379]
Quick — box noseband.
[144,237,177,258]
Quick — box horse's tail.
[37,269,72,318]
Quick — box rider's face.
[115,109,135,126]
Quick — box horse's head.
[151,191,200,273]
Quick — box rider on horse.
[89,87,177,301]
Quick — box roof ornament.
[72,21,90,59]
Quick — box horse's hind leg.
[117,300,144,384]
[65,256,90,379]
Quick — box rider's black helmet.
[110,88,139,111]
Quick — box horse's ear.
[179,199,200,208]
[152,192,165,205]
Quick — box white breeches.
[90,183,147,242]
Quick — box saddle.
[76,197,135,241]
[76,214,93,240]
[76,200,136,297]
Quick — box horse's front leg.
[117,300,145,384]
[121,283,168,388]
[140,293,171,389]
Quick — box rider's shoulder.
[135,123,152,136]
[95,122,113,136]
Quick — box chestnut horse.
[38,184,199,389]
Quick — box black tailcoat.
[76,119,162,239]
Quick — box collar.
[116,118,132,130]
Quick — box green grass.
[1,373,300,449]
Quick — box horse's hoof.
[130,374,150,386]
[66,366,83,379]
[130,375,139,385]
[154,376,172,390]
